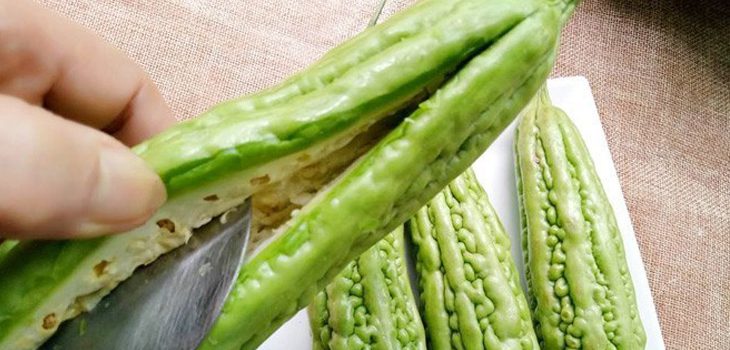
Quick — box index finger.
[0,1,175,145]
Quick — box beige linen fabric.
[36,0,730,348]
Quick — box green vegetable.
[409,169,539,349]
[0,0,566,348]
[515,88,646,349]
[309,227,425,350]
[201,4,563,349]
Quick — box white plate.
[260,76,665,349]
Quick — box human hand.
[0,1,176,240]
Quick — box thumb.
[0,95,166,239]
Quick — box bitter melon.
[0,0,569,348]
[309,227,425,350]
[409,169,539,350]
[515,88,646,349]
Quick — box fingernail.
[77,143,166,237]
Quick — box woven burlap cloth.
[38,0,728,348]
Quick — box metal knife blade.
[42,198,252,350]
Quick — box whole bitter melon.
[309,227,426,350]
[0,0,572,348]
[409,169,539,350]
[515,88,646,349]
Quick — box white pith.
[6,117,389,350]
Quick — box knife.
[42,199,252,350]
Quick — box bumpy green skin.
[409,169,539,350]
[515,89,646,349]
[0,0,564,347]
[0,0,541,346]
[199,3,561,348]
[200,4,561,350]
[308,227,426,350]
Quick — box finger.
[0,95,166,239]
[103,79,176,145]
[0,1,175,146]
